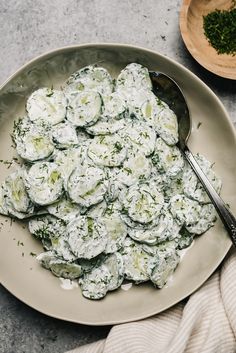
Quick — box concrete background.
[0,1,235,352]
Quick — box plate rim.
[0,43,235,325]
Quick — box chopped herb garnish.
[123,167,132,175]
[114,141,123,152]
[30,252,37,257]
[197,122,202,129]
[203,5,236,55]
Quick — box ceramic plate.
[0,44,235,325]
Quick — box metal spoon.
[150,71,236,246]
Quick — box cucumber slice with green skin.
[28,215,66,240]
[163,170,184,200]
[26,88,67,125]
[140,95,165,127]
[122,89,154,119]
[85,116,125,135]
[169,194,201,226]
[88,134,127,167]
[102,212,128,254]
[186,204,217,235]
[120,121,156,157]
[53,146,88,190]
[0,182,34,219]
[155,106,179,146]
[116,152,152,186]
[51,121,78,149]
[104,252,124,291]
[142,240,178,257]
[25,162,64,206]
[85,92,127,135]
[120,211,160,230]
[3,169,34,214]
[36,251,58,269]
[47,198,82,223]
[102,92,127,120]
[128,210,180,245]
[50,236,77,262]
[65,66,114,99]
[67,91,102,127]
[67,216,108,259]
[152,138,184,178]
[150,250,180,288]
[49,260,83,279]
[116,63,152,92]
[76,128,94,143]
[122,182,164,224]
[78,255,105,274]
[177,228,194,250]
[67,164,107,208]
[79,253,124,299]
[86,201,107,218]
[183,154,222,204]
[121,237,156,283]
[13,118,54,162]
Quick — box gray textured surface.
[0,1,235,352]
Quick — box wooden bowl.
[179,0,236,80]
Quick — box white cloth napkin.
[67,247,236,353]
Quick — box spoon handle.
[183,145,236,247]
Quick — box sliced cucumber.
[50,235,77,262]
[128,210,180,245]
[67,164,107,207]
[116,63,152,92]
[50,260,82,279]
[102,92,127,120]
[52,121,78,149]
[86,200,107,218]
[36,251,58,269]
[28,215,66,240]
[152,138,184,178]
[155,105,179,146]
[88,134,127,167]
[85,116,125,135]
[186,204,217,235]
[25,162,64,206]
[13,118,54,162]
[80,252,124,299]
[67,216,108,259]
[65,65,114,99]
[183,154,222,204]
[169,194,201,226]
[122,182,164,224]
[54,146,88,189]
[4,169,34,214]
[140,94,165,127]
[116,152,152,186]
[47,198,82,223]
[121,238,156,283]
[102,212,128,253]
[26,88,67,125]
[67,90,102,127]
[120,121,156,156]
[150,250,180,288]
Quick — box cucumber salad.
[0,63,222,300]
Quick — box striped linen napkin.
[67,247,236,353]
